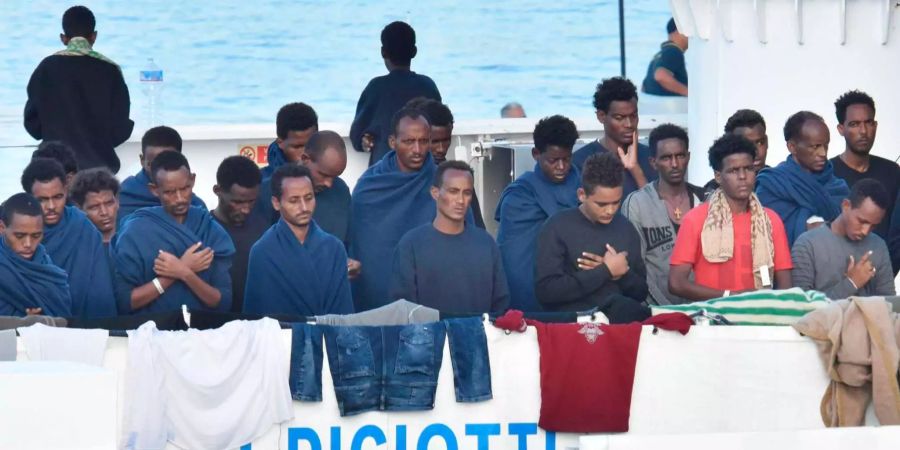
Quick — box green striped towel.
[652,288,831,326]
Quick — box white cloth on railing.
[121,318,293,450]
[16,323,108,366]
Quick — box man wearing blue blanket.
[756,111,849,246]
[113,151,235,314]
[117,126,207,227]
[495,115,582,312]
[22,158,116,318]
[0,193,72,317]
[243,164,353,316]
[349,107,473,311]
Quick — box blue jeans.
[289,317,492,416]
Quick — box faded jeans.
[288,317,491,416]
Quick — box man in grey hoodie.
[622,124,704,305]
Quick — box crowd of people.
[3,7,899,323]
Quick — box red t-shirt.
[669,203,792,291]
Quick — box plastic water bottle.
[139,58,164,127]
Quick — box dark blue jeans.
[289,317,492,416]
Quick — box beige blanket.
[793,297,900,426]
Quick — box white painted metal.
[673,0,900,187]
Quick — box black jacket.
[24,54,134,173]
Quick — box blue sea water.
[0,0,672,143]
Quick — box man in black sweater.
[535,152,650,323]
[24,6,133,173]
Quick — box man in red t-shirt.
[669,134,792,301]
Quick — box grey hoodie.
[622,181,704,305]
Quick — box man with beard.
[622,124,704,305]
[113,151,235,314]
[830,90,898,239]
[211,156,267,312]
[22,158,116,318]
[243,164,353,316]
[756,111,849,246]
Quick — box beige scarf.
[701,189,774,289]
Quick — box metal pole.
[618,0,626,77]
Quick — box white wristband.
[847,277,859,290]
[152,277,165,295]
[723,290,731,298]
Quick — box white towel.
[16,323,108,366]
[121,318,293,450]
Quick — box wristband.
[723,290,731,298]
[847,277,859,290]
[152,277,165,295]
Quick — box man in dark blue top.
[572,77,657,199]
[350,21,441,166]
[113,151,234,314]
[495,115,582,312]
[641,18,688,97]
[243,164,353,316]
[22,158,116,319]
[254,103,319,221]
[261,102,318,180]
[0,193,72,317]
[390,161,509,313]
[117,126,207,227]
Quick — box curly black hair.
[582,152,624,193]
[1,193,43,225]
[69,168,120,206]
[724,109,766,133]
[271,163,312,200]
[216,156,261,191]
[592,77,638,112]
[783,111,824,142]
[848,178,889,210]
[405,97,454,127]
[62,5,95,38]
[276,102,318,139]
[142,126,183,154]
[21,158,66,192]
[708,134,757,171]
[533,115,579,153]
[33,140,78,175]
[381,21,417,66]
[149,151,191,184]
[834,90,875,124]
[648,123,688,157]
[390,107,430,137]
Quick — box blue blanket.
[756,156,849,246]
[495,164,580,311]
[117,169,208,228]
[349,151,472,311]
[42,206,117,318]
[112,206,235,314]
[0,240,71,317]
[244,219,353,316]
[260,140,284,179]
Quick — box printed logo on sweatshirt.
[578,323,604,344]
[642,226,675,252]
